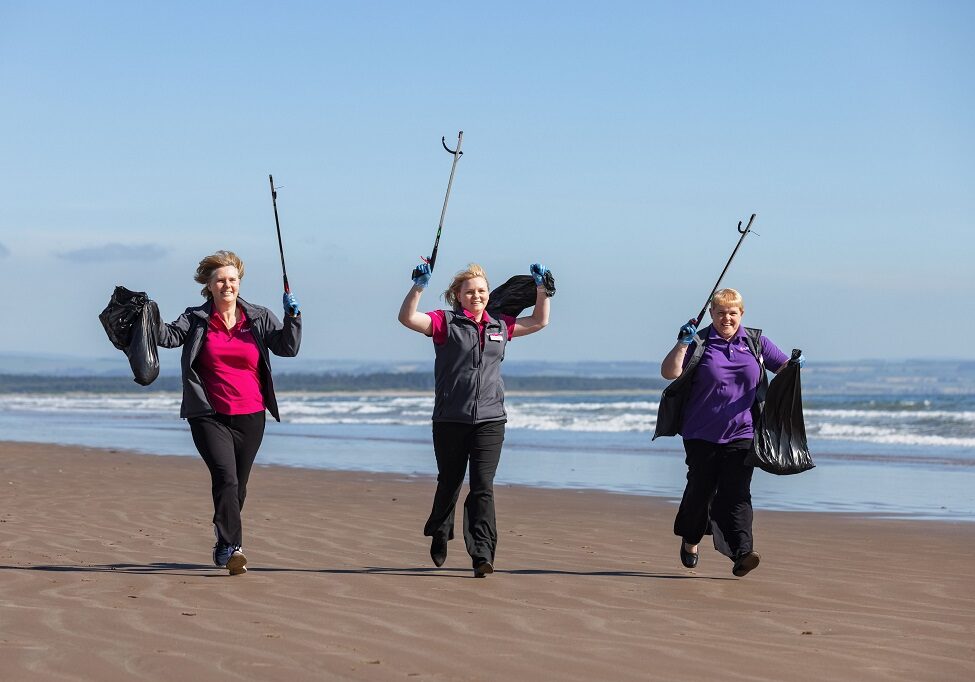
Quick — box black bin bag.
[745,348,814,475]
[486,270,556,319]
[98,286,161,386]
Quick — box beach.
[1,441,972,681]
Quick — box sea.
[1,359,973,522]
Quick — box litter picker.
[413,131,464,279]
[694,214,757,325]
[268,174,291,294]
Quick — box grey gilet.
[432,310,508,423]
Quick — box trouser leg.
[424,422,471,542]
[710,441,755,558]
[189,412,266,548]
[674,439,720,545]
[462,421,504,565]
[228,412,265,516]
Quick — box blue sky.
[1,1,971,364]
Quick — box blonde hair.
[710,288,744,314]
[443,263,489,309]
[194,250,245,299]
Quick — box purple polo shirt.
[195,308,265,416]
[681,326,788,443]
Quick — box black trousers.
[188,411,266,548]
[424,420,505,566]
[674,438,755,559]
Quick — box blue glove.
[530,263,547,286]
[412,263,431,289]
[795,353,806,369]
[678,320,697,345]
[283,292,300,317]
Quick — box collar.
[193,297,261,320]
[457,308,494,325]
[209,306,247,332]
[707,324,746,343]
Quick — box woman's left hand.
[530,263,547,286]
[283,292,301,317]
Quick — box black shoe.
[430,537,448,567]
[679,541,698,569]
[473,560,494,578]
[732,551,761,577]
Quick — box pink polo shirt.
[195,308,265,415]
[427,309,516,346]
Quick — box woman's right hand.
[411,263,431,289]
[678,320,697,345]
[399,268,434,335]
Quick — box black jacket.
[156,298,301,421]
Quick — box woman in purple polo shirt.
[157,251,301,575]
[659,288,793,577]
[398,262,551,578]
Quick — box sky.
[1,1,972,365]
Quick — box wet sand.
[1,441,973,681]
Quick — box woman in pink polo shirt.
[157,250,301,575]
[398,262,552,578]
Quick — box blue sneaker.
[213,542,234,568]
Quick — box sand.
[0,441,972,681]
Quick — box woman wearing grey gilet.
[398,262,552,577]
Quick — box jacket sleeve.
[263,309,302,357]
[156,309,194,349]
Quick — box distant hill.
[0,352,661,379]
[0,372,668,394]
[2,353,972,396]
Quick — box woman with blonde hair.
[657,288,802,577]
[398,261,552,577]
[157,250,301,575]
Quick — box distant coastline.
[1,353,973,396]
[0,373,669,394]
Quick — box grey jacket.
[433,310,507,423]
[157,297,301,421]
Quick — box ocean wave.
[814,422,975,448]
[513,400,660,412]
[286,402,398,416]
[289,416,430,426]
[0,395,180,413]
[808,408,975,422]
[505,412,655,432]
[3,392,974,449]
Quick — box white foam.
[505,407,655,432]
[3,392,973,448]
[289,416,429,426]
[0,394,180,413]
[808,408,975,422]
[814,422,975,448]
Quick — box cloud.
[56,243,168,263]
[0,242,9,258]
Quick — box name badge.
[489,333,503,342]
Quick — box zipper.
[472,326,481,422]
[188,319,214,414]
